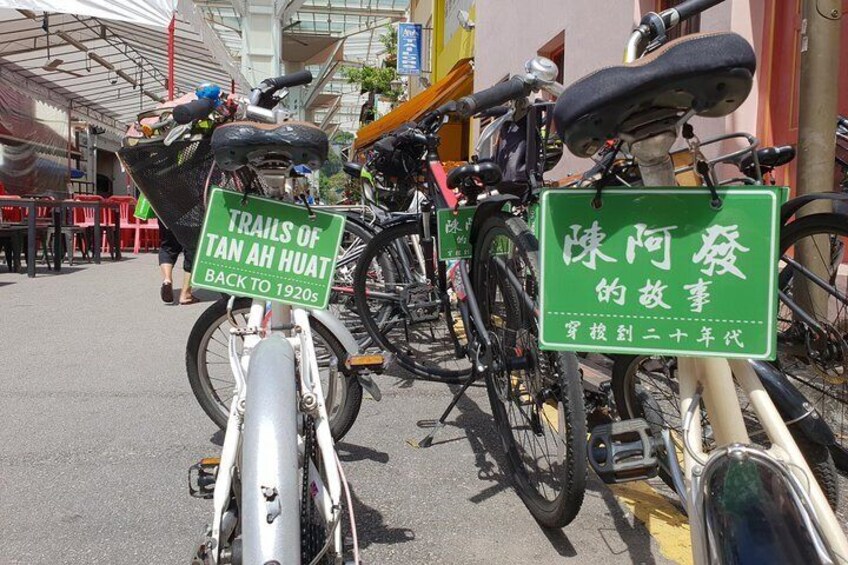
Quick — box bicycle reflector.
[345,353,387,372]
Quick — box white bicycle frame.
[206,300,345,564]
[676,358,848,563]
[617,12,848,561]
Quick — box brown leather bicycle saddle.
[211,121,329,171]
[554,32,757,157]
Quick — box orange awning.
[352,58,474,151]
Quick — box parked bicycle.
[121,80,383,432]
[559,1,848,562]
[122,71,387,564]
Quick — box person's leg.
[158,224,180,303]
[179,245,197,304]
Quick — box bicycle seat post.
[625,129,678,187]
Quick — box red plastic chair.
[73,194,117,257]
[0,194,23,223]
[134,216,160,253]
[106,195,137,250]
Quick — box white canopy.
[0,0,175,27]
[0,1,248,133]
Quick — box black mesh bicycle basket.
[118,137,221,251]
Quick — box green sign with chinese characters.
[191,187,346,309]
[437,206,475,260]
[538,187,781,359]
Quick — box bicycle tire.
[332,216,377,348]
[352,220,473,381]
[186,297,363,440]
[779,212,848,470]
[474,212,587,527]
[611,354,839,509]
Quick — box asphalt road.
[0,253,787,564]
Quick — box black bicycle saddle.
[738,145,796,177]
[554,32,757,157]
[447,161,503,189]
[211,121,329,171]
[343,161,363,178]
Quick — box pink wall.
[473,0,771,179]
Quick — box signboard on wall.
[397,23,422,75]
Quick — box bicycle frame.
[206,299,345,564]
[615,10,848,559]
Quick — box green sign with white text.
[538,187,780,359]
[191,187,346,309]
[437,206,475,260]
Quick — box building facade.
[474,0,848,184]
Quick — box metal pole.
[167,15,176,100]
[794,0,842,317]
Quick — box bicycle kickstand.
[407,374,478,448]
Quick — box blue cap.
[196,83,222,101]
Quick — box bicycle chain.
[300,414,328,563]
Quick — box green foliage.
[378,26,397,55]
[320,148,344,178]
[341,26,404,103]
[342,66,403,102]
[331,131,355,146]
[318,171,350,204]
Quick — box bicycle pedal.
[188,458,219,499]
[588,419,659,484]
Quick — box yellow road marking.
[541,401,559,433]
[609,481,692,565]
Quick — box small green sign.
[527,201,540,239]
[191,187,346,309]
[437,206,475,260]
[538,187,781,359]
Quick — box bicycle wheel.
[331,216,376,347]
[779,213,848,469]
[352,220,472,380]
[473,213,587,528]
[612,354,839,509]
[186,297,363,440]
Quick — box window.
[538,31,565,85]
[657,0,701,40]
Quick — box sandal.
[179,296,201,305]
[160,282,174,303]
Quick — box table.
[0,198,122,277]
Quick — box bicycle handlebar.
[670,0,724,23]
[172,98,216,124]
[627,0,725,62]
[454,76,531,118]
[259,70,313,92]
[249,70,314,109]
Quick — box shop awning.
[0,0,175,27]
[353,58,474,151]
[0,0,246,135]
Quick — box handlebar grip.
[172,98,216,125]
[671,0,724,22]
[477,106,510,119]
[455,76,530,118]
[838,115,848,131]
[263,70,314,90]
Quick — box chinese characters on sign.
[539,188,781,359]
[397,23,422,76]
[437,206,476,260]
